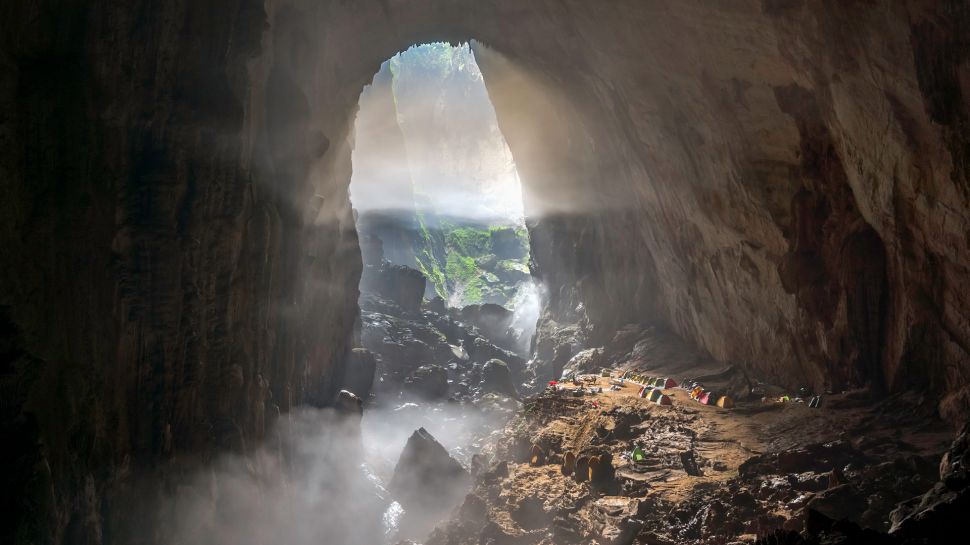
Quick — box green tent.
[631,446,647,464]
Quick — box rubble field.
[420,371,965,545]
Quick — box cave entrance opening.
[350,42,539,355]
[347,42,541,543]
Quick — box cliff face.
[2,1,969,543]
[472,1,970,418]
[1,1,360,542]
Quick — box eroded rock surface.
[3,1,970,543]
[390,427,472,517]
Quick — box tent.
[648,388,664,403]
[656,394,673,406]
[530,444,544,466]
[716,395,734,408]
[631,446,647,465]
[561,451,577,476]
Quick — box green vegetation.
[446,227,491,254]
[412,211,530,306]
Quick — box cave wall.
[472,1,969,419]
[0,1,362,542]
[2,0,970,543]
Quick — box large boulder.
[360,262,427,313]
[889,423,970,540]
[404,364,449,400]
[389,428,471,512]
[565,347,606,374]
[481,359,519,399]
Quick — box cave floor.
[426,372,954,545]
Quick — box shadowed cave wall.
[1,0,969,542]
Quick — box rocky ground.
[414,371,967,545]
[356,291,534,404]
[356,267,967,545]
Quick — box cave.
[2,2,970,544]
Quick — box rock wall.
[0,1,362,542]
[1,0,969,543]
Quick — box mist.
[152,399,507,545]
[350,42,526,223]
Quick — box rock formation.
[389,427,471,512]
[481,358,520,399]
[2,1,970,543]
[360,261,427,313]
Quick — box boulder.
[565,347,606,374]
[481,359,519,399]
[889,423,970,540]
[425,295,447,315]
[389,427,471,512]
[404,364,449,400]
[360,262,426,313]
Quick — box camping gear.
[574,456,589,482]
[716,395,734,408]
[630,446,647,465]
[648,388,663,403]
[562,451,576,476]
[699,391,712,405]
[656,394,673,406]
[809,395,822,408]
[530,444,544,466]
[587,456,601,482]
